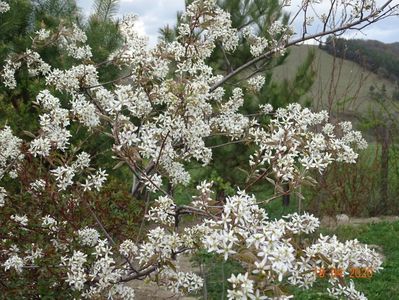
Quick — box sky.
[76,0,399,46]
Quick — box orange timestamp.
[314,267,374,279]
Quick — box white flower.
[259,103,273,114]
[77,227,100,247]
[63,250,88,291]
[51,165,75,191]
[227,273,254,299]
[119,239,138,258]
[10,214,28,227]
[147,196,176,226]
[42,215,59,233]
[1,60,21,89]
[29,137,51,157]
[109,284,135,300]
[30,179,46,193]
[3,255,24,273]
[247,75,265,92]
[35,29,50,41]
[161,269,203,294]
[0,187,7,207]
[243,27,269,57]
[143,173,162,193]
[0,126,23,179]
[86,168,108,191]
[58,24,92,59]
[0,2,388,298]
[71,94,100,128]
[72,152,91,170]
[0,1,10,13]
[284,212,320,234]
[25,245,43,264]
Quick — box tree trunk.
[379,125,390,213]
[282,183,290,207]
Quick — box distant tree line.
[320,36,399,83]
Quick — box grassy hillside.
[272,45,397,117]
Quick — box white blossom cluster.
[1,59,20,89]
[146,195,176,226]
[304,234,383,273]
[30,90,71,156]
[242,20,292,58]
[108,284,135,300]
[227,273,258,300]
[0,126,23,207]
[62,250,88,291]
[191,181,213,209]
[201,190,382,299]
[46,65,99,93]
[10,214,28,227]
[71,94,100,128]
[0,1,9,13]
[180,0,238,52]
[2,244,43,274]
[0,186,6,207]
[243,27,269,57]
[0,126,23,179]
[2,50,50,89]
[3,254,24,273]
[327,281,367,300]
[30,179,46,193]
[109,14,148,67]
[42,215,59,234]
[82,169,108,192]
[247,75,266,92]
[25,49,51,77]
[284,212,320,234]
[24,244,44,264]
[160,269,204,295]
[249,103,367,183]
[77,227,100,247]
[212,88,251,139]
[62,239,135,298]
[142,173,163,193]
[35,28,51,41]
[268,21,292,53]
[58,24,93,60]
[119,239,138,258]
[50,152,107,192]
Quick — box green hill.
[272,45,398,117]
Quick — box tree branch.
[210,0,397,92]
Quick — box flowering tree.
[0,0,398,299]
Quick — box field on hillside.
[272,45,398,116]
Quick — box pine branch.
[93,0,119,21]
